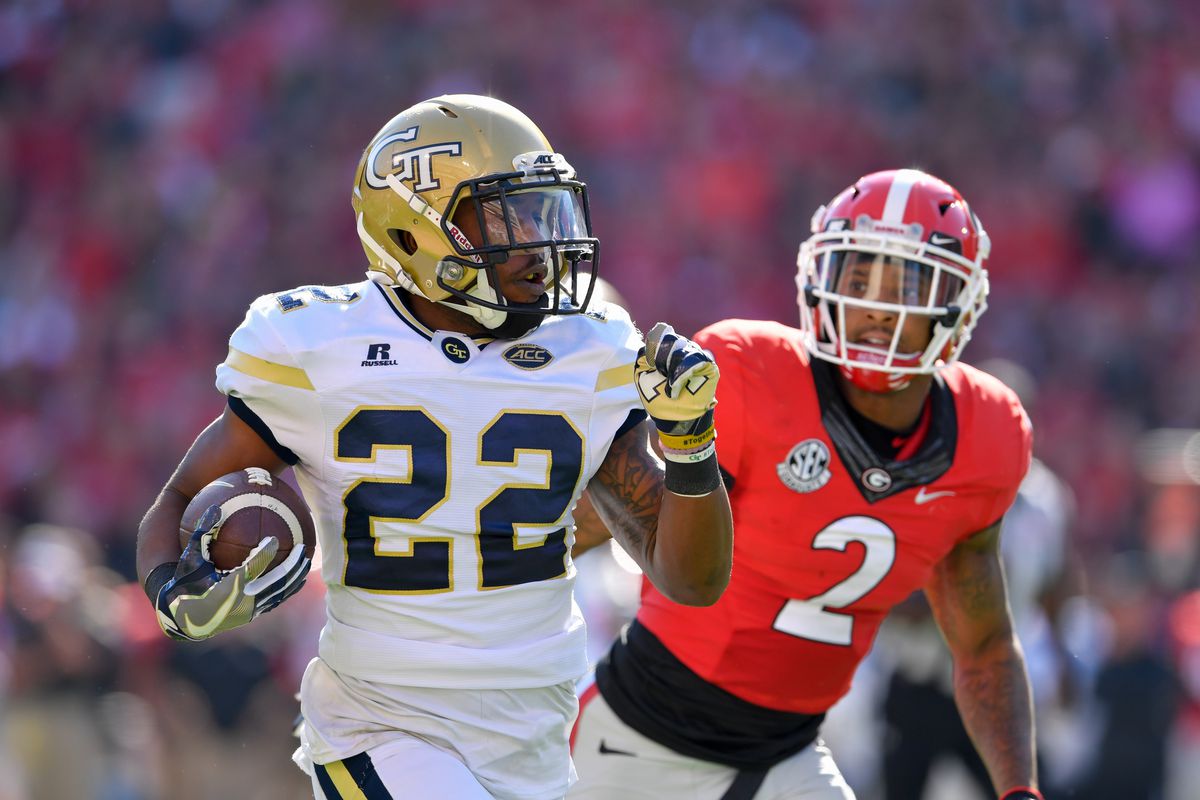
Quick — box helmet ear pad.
[387,229,419,256]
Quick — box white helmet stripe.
[881,169,923,225]
[357,212,408,280]
[386,173,442,225]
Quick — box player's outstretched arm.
[586,323,734,605]
[925,521,1039,799]
[136,405,305,639]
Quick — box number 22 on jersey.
[335,406,584,593]
[772,516,896,646]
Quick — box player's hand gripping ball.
[177,467,314,570]
[154,468,315,641]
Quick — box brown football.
[179,468,316,571]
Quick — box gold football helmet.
[352,94,599,337]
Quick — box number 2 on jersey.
[335,407,583,593]
[772,516,896,646]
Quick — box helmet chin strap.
[437,265,550,339]
[839,343,920,394]
[460,268,508,329]
[840,362,914,393]
[384,168,556,339]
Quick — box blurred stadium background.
[2,1,1199,798]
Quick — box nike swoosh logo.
[599,739,637,757]
[914,487,956,505]
[175,572,244,638]
[930,234,957,246]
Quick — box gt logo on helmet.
[366,132,463,192]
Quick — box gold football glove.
[635,322,719,463]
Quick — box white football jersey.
[215,280,643,689]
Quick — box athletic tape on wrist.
[659,439,717,464]
[657,426,715,452]
[656,412,716,463]
[663,452,722,496]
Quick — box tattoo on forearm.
[933,527,1011,651]
[940,569,999,650]
[955,649,1035,792]
[930,525,1035,792]
[590,429,664,557]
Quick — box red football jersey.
[637,319,1032,714]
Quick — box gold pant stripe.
[323,760,370,800]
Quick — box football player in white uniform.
[135,95,734,800]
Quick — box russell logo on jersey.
[362,342,397,367]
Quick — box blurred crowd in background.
[2,1,1199,798]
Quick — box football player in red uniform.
[570,169,1041,800]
